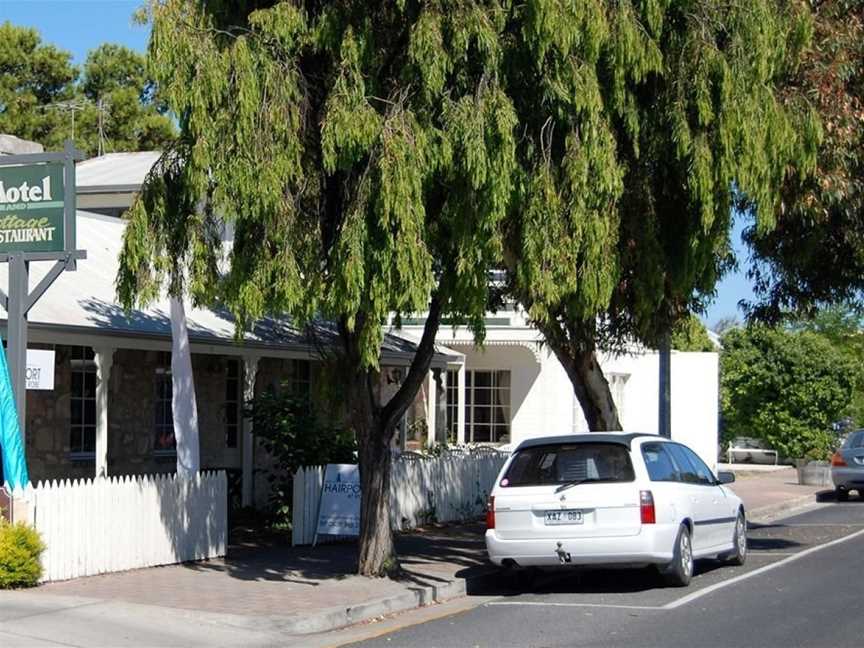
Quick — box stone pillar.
[426,370,437,448]
[457,363,467,445]
[241,355,260,507]
[93,347,115,478]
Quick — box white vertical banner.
[170,296,199,477]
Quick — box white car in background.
[485,433,746,586]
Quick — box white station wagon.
[485,433,746,586]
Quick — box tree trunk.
[535,320,622,432]
[557,347,622,432]
[356,409,397,576]
[341,295,444,576]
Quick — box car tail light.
[640,490,656,524]
[485,495,495,529]
[832,451,847,467]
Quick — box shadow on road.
[816,490,864,503]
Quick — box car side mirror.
[717,471,735,485]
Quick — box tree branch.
[379,291,444,434]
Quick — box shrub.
[246,392,356,525]
[0,521,45,588]
[720,326,857,460]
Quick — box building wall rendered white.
[404,312,720,470]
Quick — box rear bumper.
[832,467,864,489]
[485,525,677,567]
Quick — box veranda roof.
[0,210,461,367]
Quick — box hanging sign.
[315,463,361,537]
[25,350,55,391]
[0,163,65,253]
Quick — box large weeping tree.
[116,0,515,576]
[503,0,819,430]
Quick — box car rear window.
[501,442,635,487]
[844,431,864,449]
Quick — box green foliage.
[119,1,518,364]
[791,305,864,426]
[0,521,45,589]
[75,43,176,156]
[0,22,175,156]
[746,1,864,320]
[507,0,819,356]
[720,326,857,460]
[0,22,77,150]
[671,315,716,353]
[246,391,356,517]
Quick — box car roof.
[513,433,659,451]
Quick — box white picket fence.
[292,452,509,546]
[12,471,227,582]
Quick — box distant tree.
[76,44,175,155]
[745,0,864,320]
[792,304,864,426]
[671,316,715,353]
[720,326,857,459]
[0,22,174,156]
[0,22,77,150]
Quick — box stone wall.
[22,344,359,513]
[25,345,246,483]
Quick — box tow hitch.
[555,542,571,564]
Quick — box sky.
[1,0,756,328]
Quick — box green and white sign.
[0,163,66,252]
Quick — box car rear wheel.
[660,524,693,587]
[836,487,849,502]
[724,511,747,566]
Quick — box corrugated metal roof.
[76,152,161,190]
[0,210,449,361]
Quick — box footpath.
[0,467,827,647]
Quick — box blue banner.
[0,337,28,489]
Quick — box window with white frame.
[445,369,459,444]
[572,372,629,432]
[154,354,175,453]
[70,347,96,457]
[466,370,510,444]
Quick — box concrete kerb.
[747,493,823,523]
[257,569,497,636]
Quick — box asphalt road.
[339,499,864,648]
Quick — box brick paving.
[727,467,827,517]
[35,525,490,618]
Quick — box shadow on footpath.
[177,520,491,587]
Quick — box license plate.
[545,509,584,525]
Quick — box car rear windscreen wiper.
[554,477,616,494]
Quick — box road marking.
[754,523,864,528]
[663,527,864,609]
[487,601,660,611]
